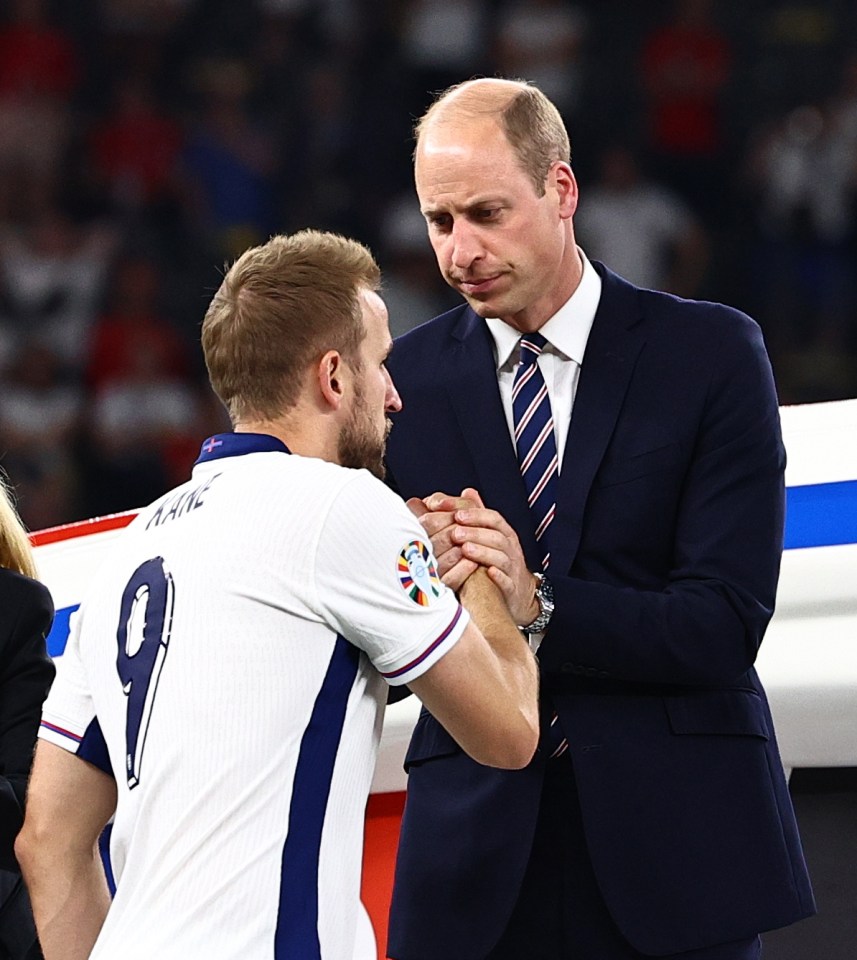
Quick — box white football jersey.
[40,433,468,960]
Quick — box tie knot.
[518,332,548,366]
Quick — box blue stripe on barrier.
[41,480,857,660]
[47,603,79,658]
[785,479,857,550]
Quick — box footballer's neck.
[234,411,339,467]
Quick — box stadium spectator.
[86,77,183,215]
[0,0,81,219]
[828,50,857,142]
[74,255,196,518]
[378,193,459,338]
[640,0,733,222]
[178,57,278,261]
[0,342,83,530]
[285,63,365,238]
[97,0,191,36]
[82,343,201,516]
[743,101,857,401]
[494,0,588,121]
[85,254,190,393]
[0,0,80,101]
[575,144,708,297]
[16,229,538,960]
[0,211,117,369]
[396,0,491,115]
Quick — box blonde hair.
[201,229,381,424]
[415,78,571,197]
[0,473,37,579]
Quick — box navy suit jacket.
[384,263,814,958]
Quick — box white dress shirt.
[485,250,602,473]
[484,250,601,647]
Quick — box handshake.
[407,486,543,632]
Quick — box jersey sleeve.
[38,607,106,767]
[312,471,469,686]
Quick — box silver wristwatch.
[521,572,554,634]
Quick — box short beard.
[337,392,392,481]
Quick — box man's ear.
[553,161,578,219]
[318,350,346,410]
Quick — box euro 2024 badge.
[398,540,443,606]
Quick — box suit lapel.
[443,309,542,567]
[551,265,647,574]
[439,267,647,575]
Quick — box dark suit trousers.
[485,759,762,960]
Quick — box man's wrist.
[520,572,554,634]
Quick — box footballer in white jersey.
[39,432,469,960]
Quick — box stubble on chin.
[337,416,393,481]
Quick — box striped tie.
[512,332,558,570]
[512,332,568,759]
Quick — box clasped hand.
[407,487,539,626]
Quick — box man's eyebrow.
[423,197,505,217]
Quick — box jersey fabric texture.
[39,433,468,960]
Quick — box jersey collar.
[195,432,291,464]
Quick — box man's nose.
[385,369,402,413]
[450,220,483,270]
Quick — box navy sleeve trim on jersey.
[77,717,113,776]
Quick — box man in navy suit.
[384,78,814,960]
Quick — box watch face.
[522,574,554,633]
[536,574,554,605]
[531,574,555,632]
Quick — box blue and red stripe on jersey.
[382,605,464,681]
[40,720,82,743]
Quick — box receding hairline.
[415,78,534,145]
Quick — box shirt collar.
[195,432,291,465]
[485,249,602,371]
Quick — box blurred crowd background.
[2,0,857,531]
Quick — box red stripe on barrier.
[29,511,138,547]
[363,791,406,959]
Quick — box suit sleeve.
[538,312,786,685]
[0,578,55,871]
